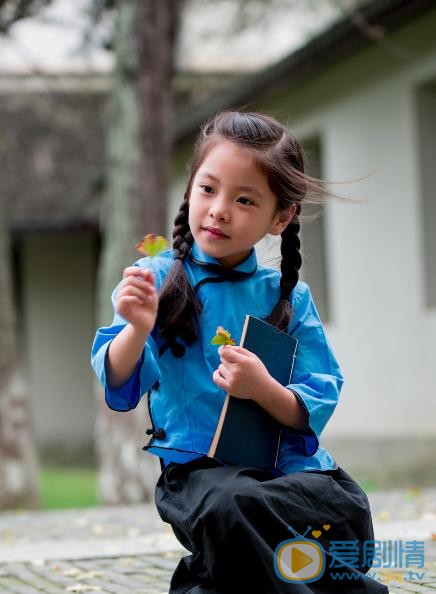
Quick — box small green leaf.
[210,326,236,346]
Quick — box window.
[416,81,436,308]
[300,137,330,323]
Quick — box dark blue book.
[208,315,298,470]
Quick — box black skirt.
[155,456,389,594]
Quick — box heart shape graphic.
[323,524,331,531]
[312,530,322,539]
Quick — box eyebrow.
[200,172,264,199]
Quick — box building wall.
[289,30,436,441]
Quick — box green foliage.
[0,0,53,34]
[39,467,99,510]
[357,480,379,493]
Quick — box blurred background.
[0,0,435,511]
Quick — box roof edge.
[174,0,435,144]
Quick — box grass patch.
[39,466,99,509]
[358,480,379,493]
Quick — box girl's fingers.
[118,285,151,301]
[118,296,145,314]
[123,267,154,283]
[219,346,242,363]
[118,268,157,315]
[122,276,155,292]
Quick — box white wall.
[292,48,436,439]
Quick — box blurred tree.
[94,0,178,503]
[0,0,45,511]
[0,0,53,32]
[0,197,40,510]
[0,0,178,505]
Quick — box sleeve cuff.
[104,348,144,411]
[286,388,319,456]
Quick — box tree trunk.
[94,0,177,504]
[0,210,40,510]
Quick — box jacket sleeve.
[90,259,161,412]
[285,281,344,455]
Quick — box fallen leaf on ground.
[65,585,102,592]
[62,568,81,577]
[30,559,45,566]
[117,557,136,566]
[375,511,391,522]
[90,524,105,536]
[76,571,104,580]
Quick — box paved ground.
[0,488,435,593]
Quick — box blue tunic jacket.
[91,241,344,475]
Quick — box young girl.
[91,111,387,594]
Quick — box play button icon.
[292,547,314,573]
[274,539,325,583]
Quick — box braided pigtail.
[156,192,203,357]
[265,203,302,332]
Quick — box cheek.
[188,201,200,227]
[188,196,202,218]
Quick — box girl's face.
[188,140,295,270]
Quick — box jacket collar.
[189,240,257,275]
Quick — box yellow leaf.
[62,568,81,577]
[117,557,136,566]
[76,571,104,580]
[376,511,391,522]
[91,524,104,536]
[210,325,236,346]
[65,585,102,592]
[135,234,168,257]
[30,559,45,567]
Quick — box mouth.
[203,227,229,238]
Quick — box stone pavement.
[0,488,435,593]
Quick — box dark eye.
[238,197,254,206]
[200,184,214,194]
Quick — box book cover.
[208,315,298,469]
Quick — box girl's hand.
[212,345,272,401]
[116,267,158,334]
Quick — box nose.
[208,196,230,221]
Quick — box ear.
[269,204,298,236]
